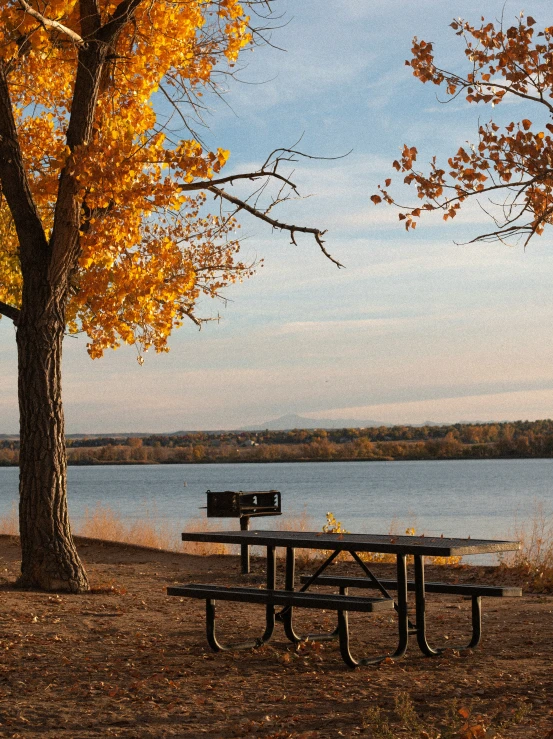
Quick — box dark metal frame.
[203,544,398,664]
[180,529,519,666]
[275,547,409,666]
[206,545,277,652]
[202,544,411,666]
[291,552,483,660]
[413,555,482,655]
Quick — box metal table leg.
[206,544,276,651]
[240,515,250,574]
[279,547,411,666]
[414,554,482,656]
[281,546,301,643]
[338,553,409,667]
[279,547,342,643]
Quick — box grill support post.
[240,515,251,574]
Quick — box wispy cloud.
[317,386,553,425]
[275,315,428,336]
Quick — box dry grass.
[320,512,463,567]
[75,504,231,555]
[2,499,552,588]
[0,503,17,535]
[499,500,553,591]
[77,503,177,551]
[178,515,232,556]
[74,505,327,559]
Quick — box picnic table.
[168,530,522,667]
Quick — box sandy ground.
[0,534,552,738]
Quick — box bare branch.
[180,169,294,193]
[0,300,20,324]
[207,184,343,268]
[182,310,223,329]
[17,0,86,47]
[178,144,349,266]
[260,144,351,170]
[183,144,350,196]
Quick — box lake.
[1,460,552,561]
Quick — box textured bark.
[1,0,145,594]
[16,272,89,593]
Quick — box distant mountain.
[243,414,385,431]
[240,414,447,431]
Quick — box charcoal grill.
[205,490,281,573]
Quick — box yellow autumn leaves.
[0,0,252,358]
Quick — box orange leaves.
[401,145,418,170]
[455,706,488,739]
[397,212,418,231]
[411,13,553,110]
[459,722,486,739]
[376,13,553,247]
[409,37,442,85]
[0,206,22,311]
[456,147,471,164]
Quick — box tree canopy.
[0,0,331,359]
[372,13,553,246]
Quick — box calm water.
[1,460,552,559]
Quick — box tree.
[373,13,553,245]
[0,0,338,592]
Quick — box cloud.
[316,386,553,425]
[275,315,429,336]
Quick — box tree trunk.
[16,274,89,592]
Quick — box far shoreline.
[3,455,553,468]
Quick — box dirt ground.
[0,534,552,739]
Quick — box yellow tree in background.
[0,0,336,592]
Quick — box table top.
[180,530,520,557]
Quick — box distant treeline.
[3,419,553,466]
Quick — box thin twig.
[207,185,343,268]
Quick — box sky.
[2,0,553,433]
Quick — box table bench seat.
[299,573,521,658]
[168,583,393,658]
[299,575,522,599]
[168,583,394,612]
